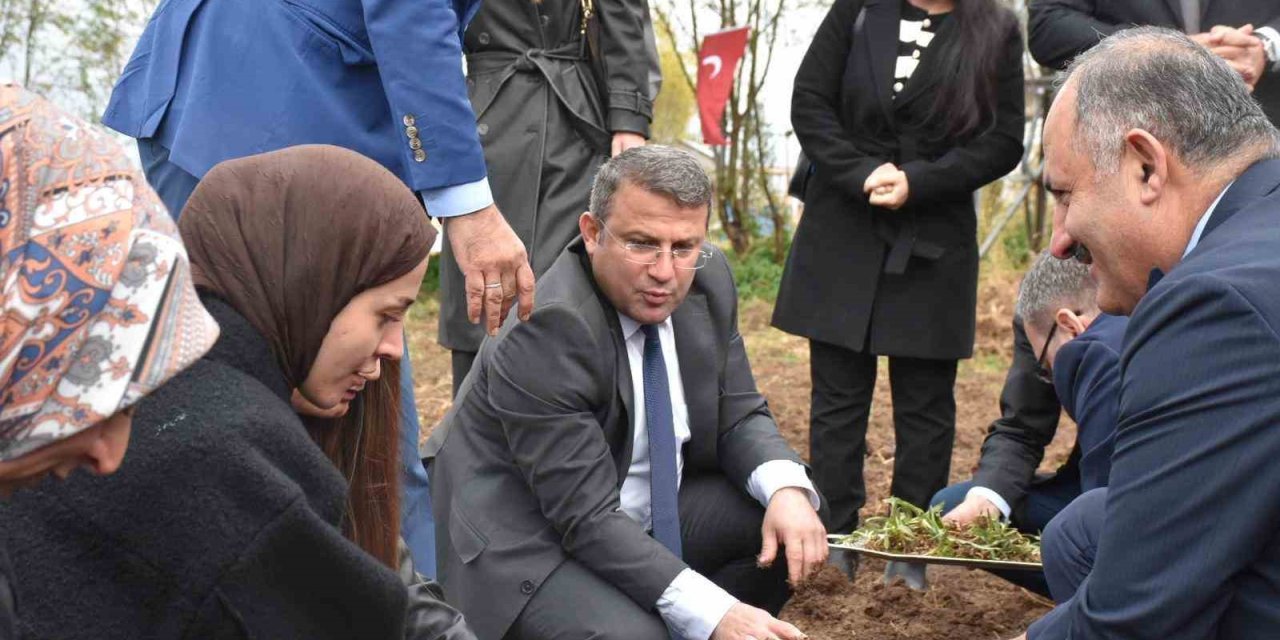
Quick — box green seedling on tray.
[837,497,1041,564]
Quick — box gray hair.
[589,145,712,224]
[1015,250,1097,333]
[1061,26,1280,175]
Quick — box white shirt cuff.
[746,460,820,510]
[966,486,1012,521]
[1257,26,1280,72]
[656,569,738,640]
[419,177,494,218]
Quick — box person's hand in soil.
[942,494,1003,527]
[758,487,828,586]
[711,602,806,640]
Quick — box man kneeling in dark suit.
[425,146,826,640]
[1011,26,1280,640]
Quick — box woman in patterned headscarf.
[0,84,219,637]
[1,142,474,640]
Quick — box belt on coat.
[466,43,612,153]
[874,213,945,275]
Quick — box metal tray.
[828,534,1043,571]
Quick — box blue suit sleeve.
[1030,276,1280,639]
[361,0,487,194]
[1059,339,1120,488]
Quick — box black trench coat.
[772,0,1025,360]
[438,0,657,353]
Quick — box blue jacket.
[102,0,486,194]
[1052,313,1126,493]
[1031,158,1280,639]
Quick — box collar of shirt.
[1183,182,1233,258]
[617,311,662,343]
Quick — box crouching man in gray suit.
[424,146,827,640]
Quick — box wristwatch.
[1256,26,1280,72]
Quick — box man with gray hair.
[1014,26,1280,640]
[928,251,1126,597]
[425,146,826,640]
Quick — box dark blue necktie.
[642,324,682,558]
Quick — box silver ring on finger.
[484,282,503,289]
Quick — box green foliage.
[0,0,155,121]
[725,239,788,303]
[650,13,696,145]
[841,497,1042,563]
[419,253,443,301]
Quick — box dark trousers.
[504,474,792,640]
[932,476,1083,597]
[451,350,478,398]
[809,339,958,534]
[1040,487,1107,603]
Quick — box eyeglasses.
[598,222,713,270]
[1034,323,1058,385]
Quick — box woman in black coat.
[439,0,659,390]
[772,0,1025,566]
[0,85,219,640]
[1,146,474,639]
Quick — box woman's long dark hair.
[923,0,1017,140]
[306,360,403,569]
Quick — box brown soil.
[408,263,1076,639]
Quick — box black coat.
[0,296,454,639]
[1028,0,1280,125]
[438,0,657,353]
[773,0,1025,359]
[971,318,1064,513]
[0,546,13,640]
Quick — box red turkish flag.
[697,27,750,146]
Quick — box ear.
[579,212,600,255]
[1055,307,1089,340]
[1122,128,1168,206]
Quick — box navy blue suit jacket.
[1053,313,1126,493]
[102,0,486,194]
[1031,158,1280,638]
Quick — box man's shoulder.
[1079,313,1127,356]
[1152,204,1280,336]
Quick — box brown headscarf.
[179,144,435,388]
[178,145,434,568]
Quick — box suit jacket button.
[402,114,416,127]
[520,580,535,595]
[477,123,489,136]
[478,32,491,45]
[405,125,419,138]
[409,138,423,150]
[413,149,427,163]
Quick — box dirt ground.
[407,264,1077,639]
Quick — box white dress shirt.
[616,313,818,640]
[969,182,1233,521]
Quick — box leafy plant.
[839,497,1041,564]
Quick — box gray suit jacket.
[424,237,804,640]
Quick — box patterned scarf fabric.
[0,85,219,461]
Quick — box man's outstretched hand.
[758,488,828,587]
